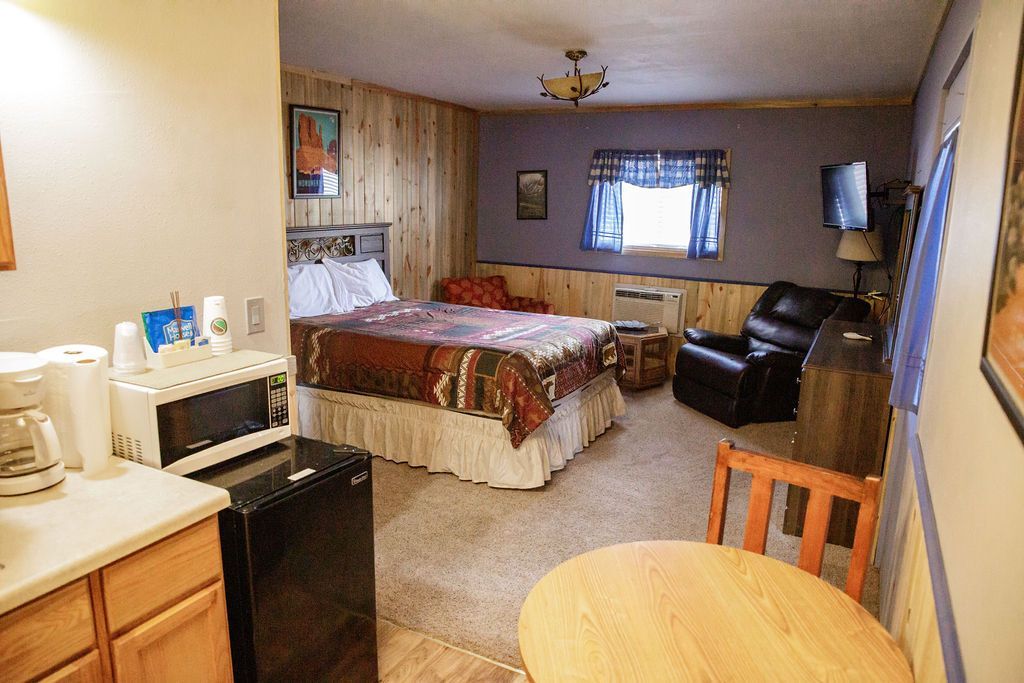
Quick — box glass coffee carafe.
[0,352,65,495]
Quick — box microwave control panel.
[269,373,289,428]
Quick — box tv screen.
[821,162,869,230]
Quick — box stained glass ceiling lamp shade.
[538,50,610,107]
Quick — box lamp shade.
[542,72,605,99]
[836,229,883,263]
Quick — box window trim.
[621,244,688,259]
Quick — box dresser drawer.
[0,579,97,682]
[101,517,223,635]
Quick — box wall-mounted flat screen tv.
[821,161,869,230]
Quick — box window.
[581,148,731,259]
[620,183,724,257]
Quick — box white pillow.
[322,257,398,307]
[287,263,355,318]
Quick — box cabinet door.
[40,650,104,683]
[110,582,232,682]
[0,579,97,682]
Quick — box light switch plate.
[245,297,265,334]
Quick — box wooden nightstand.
[618,327,669,390]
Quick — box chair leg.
[706,441,733,544]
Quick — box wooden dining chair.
[706,439,882,603]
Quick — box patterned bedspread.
[290,300,623,447]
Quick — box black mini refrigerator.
[189,436,377,682]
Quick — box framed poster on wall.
[517,170,547,220]
[0,137,14,270]
[290,105,340,199]
[981,33,1024,441]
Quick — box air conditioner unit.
[611,285,686,334]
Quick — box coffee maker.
[0,352,65,496]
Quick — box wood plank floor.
[378,620,526,682]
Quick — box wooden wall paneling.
[879,446,946,682]
[340,84,356,225]
[281,67,477,299]
[475,263,768,335]
[425,101,439,299]
[280,70,308,230]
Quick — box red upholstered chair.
[440,275,555,314]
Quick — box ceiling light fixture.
[538,50,610,107]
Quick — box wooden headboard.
[285,223,391,279]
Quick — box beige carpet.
[371,383,879,667]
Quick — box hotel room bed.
[285,223,626,488]
[291,299,625,488]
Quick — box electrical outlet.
[245,297,265,334]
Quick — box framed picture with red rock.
[0,137,14,270]
[290,105,340,199]
[982,30,1024,441]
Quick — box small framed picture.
[290,105,341,199]
[517,170,547,220]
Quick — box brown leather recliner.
[673,281,870,427]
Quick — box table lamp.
[836,229,883,296]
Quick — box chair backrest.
[706,439,881,603]
[741,281,870,354]
[439,275,509,308]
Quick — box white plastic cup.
[202,296,233,356]
[112,321,147,374]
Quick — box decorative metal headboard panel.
[285,222,391,280]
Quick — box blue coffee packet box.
[141,306,198,353]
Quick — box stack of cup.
[112,321,147,374]
[203,295,233,356]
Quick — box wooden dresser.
[783,319,893,547]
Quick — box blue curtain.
[581,149,730,256]
[688,185,720,259]
[890,129,959,411]
[580,181,623,252]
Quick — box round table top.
[518,541,912,682]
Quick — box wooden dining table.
[518,540,912,682]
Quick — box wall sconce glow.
[538,50,610,107]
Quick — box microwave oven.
[109,357,292,475]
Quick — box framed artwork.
[290,105,340,199]
[517,170,547,220]
[982,35,1024,441]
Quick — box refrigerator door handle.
[250,454,369,511]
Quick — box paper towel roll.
[38,345,111,473]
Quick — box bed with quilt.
[285,226,625,488]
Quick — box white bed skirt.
[296,372,626,489]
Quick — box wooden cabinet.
[110,582,232,682]
[619,327,669,389]
[40,651,104,683]
[0,517,231,682]
[783,320,892,547]
[0,579,97,682]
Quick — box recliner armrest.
[745,350,804,369]
[683,328,749,355]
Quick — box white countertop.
[0,458,229,615]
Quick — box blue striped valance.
[587,149,731,188]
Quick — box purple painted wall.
[477,106,913,291]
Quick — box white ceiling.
[279,1,947,111]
